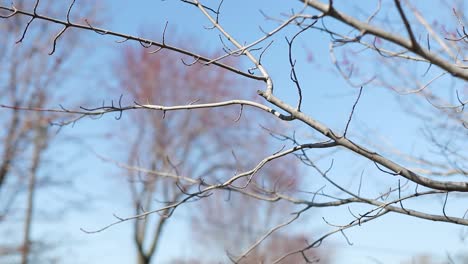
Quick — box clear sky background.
[2,0,467,263]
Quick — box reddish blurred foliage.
[112,33,321,263]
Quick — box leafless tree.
[0,1,96,263]
[108,37,317,263]
[0,0,467,263]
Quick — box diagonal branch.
[258,91,468,192]
[301,0,468,80]
[0,4,264,81]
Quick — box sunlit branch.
[0,99,294,121]
[191,0,274,96]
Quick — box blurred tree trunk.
[21,111,48,264]
[0,1,97,261]
[137,254,150,264]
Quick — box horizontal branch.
[0,99,294,121]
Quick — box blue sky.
[2,0,466,263]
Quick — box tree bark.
[137,252,151,264]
